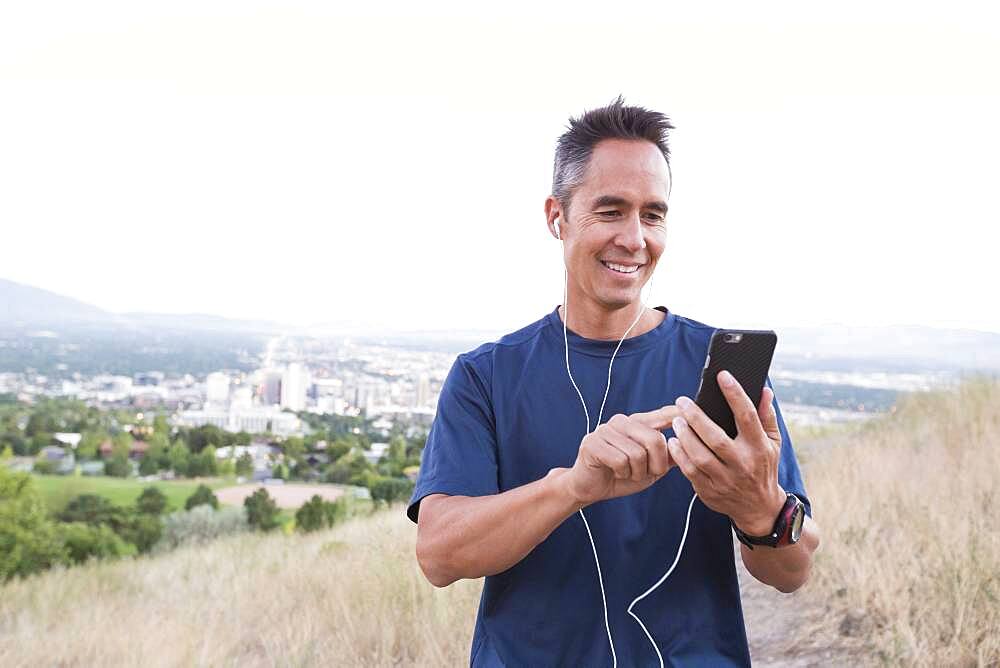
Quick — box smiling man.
[407,96,820,667]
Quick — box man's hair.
[551,94,675,218]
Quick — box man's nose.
[616,214,647,251]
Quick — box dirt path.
[738,547,861,666]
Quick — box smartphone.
[693,329,777,439]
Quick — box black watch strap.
[732,493,803,550]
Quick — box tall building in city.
[205,372,230,406]
[415,373,430,408]
[281,363,308,411]
[260,369,283,405]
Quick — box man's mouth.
[600,260,642,275]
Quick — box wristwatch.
[732,492,805,550]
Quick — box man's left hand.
[668,370,786,536]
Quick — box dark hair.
[551,94,675,217]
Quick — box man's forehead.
[580,141,670,198]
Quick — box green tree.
[244,487,279,531]
[369,476,415,505]
[57,522,133,564]
[185,484,219,511]
[271,462,288,480]
[153,414,170,435]
[104,452,131,478]
[282,436,306,463]
[217,457,235,477]
[138,453,159,476]
[117,512,163,554]
[0,468,69,581]
[295,494,348,533]
[187,445,218,478]
[186,425,224,454]
[235,452,254,477]
[0,444,11,461]
[111,431,132,456]
[136,487,168,515]
[59,494,129,532]
[167,442,190,477]
[77,430,106,459]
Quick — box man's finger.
[606,417,672,477]
[758,386,781,443]
[630,405,680,431]
[717,370,766,441]
[601,428,649,482]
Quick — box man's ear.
[544,195,563,240]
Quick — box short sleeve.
[406,353,500,523]
[767,375,813,518]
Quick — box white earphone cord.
[561,257,698,668]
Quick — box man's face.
[552,138,670,313]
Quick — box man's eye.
[599,211,618,217]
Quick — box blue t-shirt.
[407,305,812,668]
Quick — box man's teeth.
[602,261,640,274]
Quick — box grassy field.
[31,473,235,515]
[1,378,997,666]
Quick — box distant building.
[260,370,283,406]
[363,442,390,465]
[281,363,308,412]
[205,372,231,406]
[53,432,82,449]
[173,405,301,437]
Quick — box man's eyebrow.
[590,194,669,214]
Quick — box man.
[407,96,820,667]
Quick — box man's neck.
[556,300,664,341]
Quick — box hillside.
[1,378,998,666]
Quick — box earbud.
[553,215,561,240]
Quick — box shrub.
[58,494,129,533]
[235,452,254,477]
[117,513,163,554]
[0,467,69,581]
[104,452,131,478]
[32,459,58,475]
[369,476,415,505]
[244,487,279,532]
[58,522,134,564]
[153,505,249,554]
[138,454,159,476]
[184,484,219,511]
[295,494,348,533]
[136,487,168,516]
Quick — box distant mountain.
[0,277,112,325]
[0,278,283,334]
[775,323,1000,372]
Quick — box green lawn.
[31,474,236,516]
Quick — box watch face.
[790,506,804,543]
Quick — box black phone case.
[694,330,777,439]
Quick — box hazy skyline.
[3,2,999,334]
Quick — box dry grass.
[0,509,480,667]
[1,377,997,666]
[801,374,1000,666]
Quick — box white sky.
[2,1,999,334]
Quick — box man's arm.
[738,514,820,593]
[415,468,580,587]
[415,404,680,587]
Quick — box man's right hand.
[556,405,681,507]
